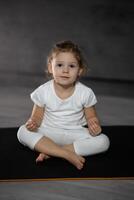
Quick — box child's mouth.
[60,76,69,79]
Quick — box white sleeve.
[30,85,45,107]
[83,88,97,108]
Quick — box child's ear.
[48,63,52,74]
[78,68,83,76]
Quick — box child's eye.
[69,64,76,68]
[56,63,63,67]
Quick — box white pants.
[17,125,110,156]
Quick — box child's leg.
[17,125,85,170]
[17,125,44,149]
[73,134,110,156]
[63,144,75,152]
[62,128,110,156]
[36,144,75,163]
[37,144,75,163]
[37,133,110,160]
[34,136,85,170]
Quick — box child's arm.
[25,104,44,131]
[84,106,102,136]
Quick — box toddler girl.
[17,40,110,170]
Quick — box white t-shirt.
[31,80,97,129]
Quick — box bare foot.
[36,153,50,163]
[65,151,85,170]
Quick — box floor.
[0,180,134,200]
[0,77,134,199]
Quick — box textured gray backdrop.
[0,0,134,88]
[0,0,134,127]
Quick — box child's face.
[48,52,83,86]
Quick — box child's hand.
[25,118,38,132]
[87,117,102,136]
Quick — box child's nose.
[63,65,69,73]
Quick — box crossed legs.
[17,125,110,170]
[34,136,85,170]
[36,144,75,162]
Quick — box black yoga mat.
[0,126,134,180]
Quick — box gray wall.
[0,0,134,87]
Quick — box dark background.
[0,0,134,88]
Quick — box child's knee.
[17,124,43,150]
[99,134,110,152]
[17,125,26,143]
[73,134,110,156]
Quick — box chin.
[57,81,74,87]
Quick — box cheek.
[53,68,61,76]
[72,69,80,77]
[54,68,60,74]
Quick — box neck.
[53,80,77,101]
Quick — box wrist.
[29,118,38,126]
